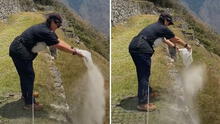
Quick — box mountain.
[181,0,220,33]
[62,0,109,36]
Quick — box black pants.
[11,57,35,105]
[130,52,153,104]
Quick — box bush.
[33,0,54,5]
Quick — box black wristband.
[184,43,188,48]
[71,46,77,55]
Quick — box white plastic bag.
[179,48,193,67]
[153,37,163,48]
[75,48,93,63]
[31,42,47,53]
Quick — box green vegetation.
[112,14,220,124]
[0,12,45,94]
[34,0,109,59]
[112,15,172,123]
[147,0,220,56]
[0,12,109,124]
[112,15,170,96]
[54,24,109,124]
[0,12,59,123]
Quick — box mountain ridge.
[61,0,109,36]
[181,0,220,33]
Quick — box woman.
[9,13,83,110]
[129,12,191,111]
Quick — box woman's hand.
[75,50,84,57]
[72,48,84,57]
[54,39,84,57]
[169,37,192,51]
[185,44,192,51]
[175,45,179,52]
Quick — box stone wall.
[0,0,35,20]
[0,0,21,20]
[111,0,156,25]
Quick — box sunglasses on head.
[166,17,172,22]
[166,18,173,25]
[54,20,62,28]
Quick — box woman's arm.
[169,36,191,50]
[164,38,176,47]
[52,39,83,57]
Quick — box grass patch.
[0,12,109,123]
[112,14,171,98]
[112,14,175,124]
[112,14,220,124]
[55,29,110,124]
[0,12,45,94]
[34,0,110,59]
[0,12,59,123]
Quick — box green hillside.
[148,0,220,56]
[112,14,220,124]
[34,0,109,59]
[0,12,109,124]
